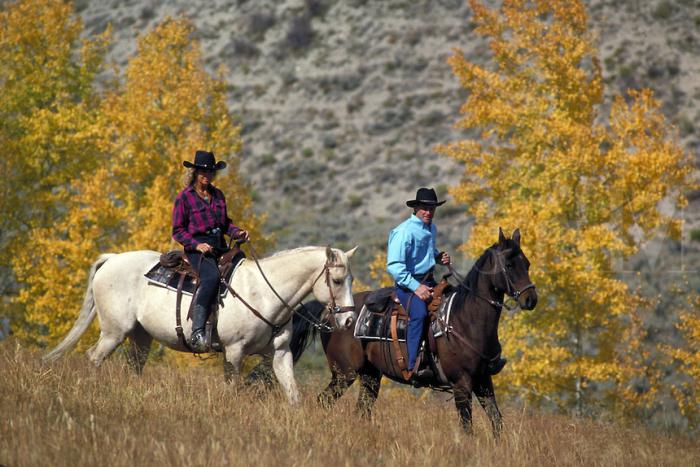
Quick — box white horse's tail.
[43,254,114,362]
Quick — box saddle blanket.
[353,289,458,342]
[353,303,408,342]
[143,258,245,297]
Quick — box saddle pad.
[431,290,457,338]
[144,258,245,297]
[353,304,407,342]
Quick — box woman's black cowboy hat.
[406,187,446,208]
[183,150,227,171]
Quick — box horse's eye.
[333,278,344,285]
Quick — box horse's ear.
[326,246,337,263]
[512,228,521,246]
[498,227,506,245]
[345,245,359,259]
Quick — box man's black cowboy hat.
[183,150,227,171]
[406,187,446,208]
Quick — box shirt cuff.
[406,278,421,292]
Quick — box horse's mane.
[455,245,495,303]
[265,246,324,259]
[455,239,523,304]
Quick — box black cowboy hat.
[406,187,446,208]
[183,150,227,171]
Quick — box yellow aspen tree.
[13,169,124,347]
[666,310,700,428]
[14,17,269,348]
[97,17,268,252]
[438,0,695,411]
[368,251,395,289]
[0,0,109,327]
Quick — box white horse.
[45,245,357,404]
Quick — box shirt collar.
[409,214,431,228]
[186,184,215,194]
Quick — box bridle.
[491,248,536,307]
[450,247,536,311]
[313,262,355,318]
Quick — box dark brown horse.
[288,228,537,435]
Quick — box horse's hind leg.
[223,343,244,384]
[355,368,381,418]
[318,370,355,408]
[87,331,125,367]
[126,323,153,375]
[474,375,503,438]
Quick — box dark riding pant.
[396,274,436,371]
[186,233,225,333]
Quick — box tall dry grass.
[1,340,698,467]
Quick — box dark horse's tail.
[246,300,325,384]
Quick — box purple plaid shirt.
[172,185,242,251]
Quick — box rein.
[225,242,348,335]
[448,248,535,312]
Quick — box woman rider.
[172,150,249,352]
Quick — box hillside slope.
[77,0,700,275]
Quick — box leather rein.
[449,248,535,311]
[222,242,351,338]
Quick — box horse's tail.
[290,300,325,363]
[43,254,114,362]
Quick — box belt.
[202,227,222,236]
[413,270,434,282]
[397,270,435,293]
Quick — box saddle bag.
[365,287,396,313]
[160,250,186,269]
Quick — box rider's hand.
[235,230,250,242]
[415,284,433,301]
[437,251,451,266]
[196,243,213,254]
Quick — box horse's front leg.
[271,330,300,405]
[223,342,245,384]
[474,374,503,439]
[475,375,503,438]
[452,375,474,434]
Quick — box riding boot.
[189,304,209,353]
[486,335,506,375]
[487,357,507,375]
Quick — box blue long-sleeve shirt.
[387,214,439,292]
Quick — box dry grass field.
[1,341,698,467]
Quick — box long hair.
[182,168,196,187]
[182,168,217,188]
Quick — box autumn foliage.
[2,1,267,348]
[439,0,697,418]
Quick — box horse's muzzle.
[519,288,538,310]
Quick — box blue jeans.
[395,283,433,371]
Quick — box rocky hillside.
[76,0,700,277]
